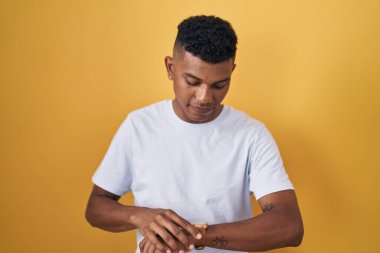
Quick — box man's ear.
[232,63,236,73]
[164,56,174,80]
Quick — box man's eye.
[213,83,228,89]
[186,80,199,86]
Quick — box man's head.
[174,15,237,63]
[165,15,238,124]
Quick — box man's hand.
[132,208,200,252]
[140,234,195,253]
[139,238,164,253]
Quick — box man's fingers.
[141,236,188,253]
[141,239,149,253]
[161,222,190,249]
[155,214,190,248]
[143,240,163,253]
[147,243,156,253]
[139,239,146,250]
[164,209,201,240]
[141,209,198,252]
[150,221,178,250]
[144,230,166,251]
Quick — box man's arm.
[85,185,201,252]
[204,190,303,251]
[85,184,138,232]
[140,189,303,253]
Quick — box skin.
[85,46,304,253]
[164,44,236,124]
[139,190,303,253]
[86,185,200,252]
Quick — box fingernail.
[189,244,194,249]
[166,250,171,253]
[196,233,202,239]
[179,250,184,253]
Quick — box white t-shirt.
[92,100,294,253]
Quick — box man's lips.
[190,105,215,114]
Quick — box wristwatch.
[194,223,208,250]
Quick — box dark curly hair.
[175,15,237,63]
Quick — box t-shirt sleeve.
[92,115,134,196]
[248,124,294,200]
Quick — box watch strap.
[194,224,208,250]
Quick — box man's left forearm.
[205,191,303,252]
[205,210,303,251]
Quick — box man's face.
[165,49,236,124]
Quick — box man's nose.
[195,85,213,105]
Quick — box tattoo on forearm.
[263,202,275,212]
[211,236,228,247]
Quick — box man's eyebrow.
[184,72,202,80]
[184,72,230,84]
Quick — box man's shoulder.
[128,100,169,120]
[223,105,264,130]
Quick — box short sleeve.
[248,124,294,200]
[92,115,134,196]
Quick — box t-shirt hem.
[92,175,128,196]
[251,183,295,200]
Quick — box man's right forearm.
[85,185,201,252]
[85,187,143,232]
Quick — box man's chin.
[185,113,213,124]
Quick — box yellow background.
[1,0,379,252]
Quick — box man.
[85,15,303,253]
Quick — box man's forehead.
[173,49,234,83]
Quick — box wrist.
[127,206,150,228]
[204,224,213,247]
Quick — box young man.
[85,15,303,253]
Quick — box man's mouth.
[190,105,215,114]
